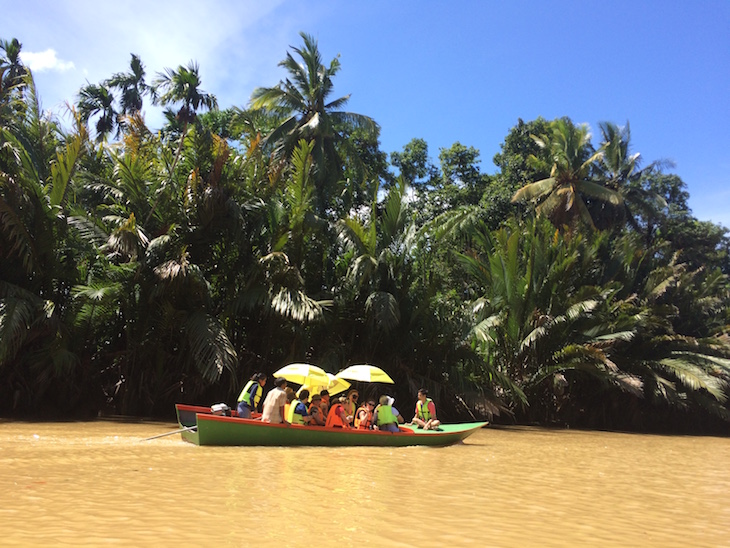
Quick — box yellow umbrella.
[336,364,395,384]
[273,363,330,387]
[297,374,351,397]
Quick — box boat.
[175,403,487,447]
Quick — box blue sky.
[3,1,729,226]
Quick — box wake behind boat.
[175,403,486,447]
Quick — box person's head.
[274,377,287,389]
[366,400,376,411]
[299,389,310,402]
[347,389,359,403]
[311,394,322,405]
[337,396,347,405]
[320,390,330,403]
[255,372,267,386]
[379,395,390,406]
[418,388,428,402]
[286,389,296,402]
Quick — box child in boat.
[411,388,441,430]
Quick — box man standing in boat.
[262,377,290,425]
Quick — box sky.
[3,1,729,226]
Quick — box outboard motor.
[210,403,231,416]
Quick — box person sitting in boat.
[354,399,376,430]
[373,395,404,433]
[308,394,326,426]
[325,396,350,428]
[236,372,267,419]
[411,388,441,430]
[284,387,296,422]
[262,377,290,424]
[343,389,359,426]
[286,389,313,425]
[319,390,331,416]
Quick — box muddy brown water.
[1,421,729,546]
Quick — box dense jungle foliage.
[2,34,729,432]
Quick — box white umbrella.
[336,364,395,384]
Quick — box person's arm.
[429,401,437,419]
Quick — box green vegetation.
[1,34,729,432]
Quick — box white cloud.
[20,49,75,72]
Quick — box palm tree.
[149,61,217,224]
[593,121,667,233]
[511,118,622,231]
[250,32,378,216]
[77,83,119,142]
[0,38,27,92]
[106,53,153,117]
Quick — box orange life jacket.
[325,403,347,428]
[353,405,372,429]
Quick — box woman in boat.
[236,373,267,418]
[411,388,441,430]
[354,400,376,430]
[286,389,313,425]
[343,389,359,426]
[373,395,404,432]
[325,396,350,428]
[308,394,326,426]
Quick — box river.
[1,420,729,546]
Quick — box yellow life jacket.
[287,399,306,425]
[237,381,261,407]
[416,398,433,421]
[376,404,397,426]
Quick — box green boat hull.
[175,404,486,447]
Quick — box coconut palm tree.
[250,32,378,216]
[511,118,622,231]
[593,121,668,233]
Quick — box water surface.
[1,421,729,546]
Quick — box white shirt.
[261,387,288,423]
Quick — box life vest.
[376,404,398,426]
[325,403,346,428]
[237,381,261,407]
[287,399,306,425]
[354,405,372,429]
[416,398,433,421]
[343,400,356,418]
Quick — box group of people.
[236,373,441,432]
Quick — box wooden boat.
[175,403,487,447]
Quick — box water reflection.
[1,422,729,546]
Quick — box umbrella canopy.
[336,364,395,384]
[297,374,351,398]
[273,363,330,387]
